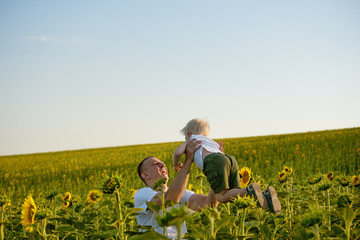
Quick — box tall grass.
[1,127,359,203]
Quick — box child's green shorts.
[203,152,241,194]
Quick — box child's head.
[181,118,210,140]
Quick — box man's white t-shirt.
[134,187,195,239]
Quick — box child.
[173,118,281,213]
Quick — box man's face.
[143,157,169,182]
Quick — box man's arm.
[188,189,219,211]
[173,142,187,172]
[151,139,201,206]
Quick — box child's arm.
[173,142,187,172]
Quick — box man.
[134,139,218,239]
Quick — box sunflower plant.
[85,190,103,204]
[100,174,127,239]
[278,170,288,183]
[279,166,295,230]
[20,195,53,238]
[21,195,37,233]
[201,207,231,240]
[308,175,322,185]
[324,172,334,181]
[239,167,252,188]
[0,195,11,240]
[297,208,324,240]
[333,204,360,240]
[100,175,122,194]
[152,178,167,236]
[279,166,294,185]
[339,176,351,187]
[62,192,72,208]
[337,194,352,208]
[231,195,257,237]
[283,166,293,176]
[156,205,191,240]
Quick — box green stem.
[234,212,239,236]
[326,189,331,211]
[226,202,231,215]
[226,203,233,235]
[0,207,4,240]
[286,187,292,230]
[115,189,124,240]
[241,208,247,236]
[41,219,47,240]
[345,207,352,240]
[346,223,351,240]
[209,218,215,239]
[95,212,100,233]
[176,222,182,240]
[314,223,320,240]
[160,187,166,237]
[53,198,57,218]
[312,185,315,199]
[271,225,280,240]
[53,198,58,232]
[326,189,331,231]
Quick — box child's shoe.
[263,186,281,214]
[246,183,268,209]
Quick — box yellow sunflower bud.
[351,175,360,187]
[278,170,288,183]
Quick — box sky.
[0,1,359,156]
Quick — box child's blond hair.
[181,118,210,137]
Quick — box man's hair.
[181,118,210,136]
[137,156,155,185]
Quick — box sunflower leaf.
[146,201,161,213]
[74,221,86,230]
[54,225,76,232]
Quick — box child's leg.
[214,183,268,209]
[215,183,269,209]
[215,188,248,203]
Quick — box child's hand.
[218,141,224,152]
[173,142,187,171]
[174,162,183,172]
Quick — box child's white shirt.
[190,135,222,170]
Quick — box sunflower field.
[0,127,359,239]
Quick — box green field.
[1,127,359,239]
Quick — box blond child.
[173,118,281,213]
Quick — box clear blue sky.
[1,1,359,156]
